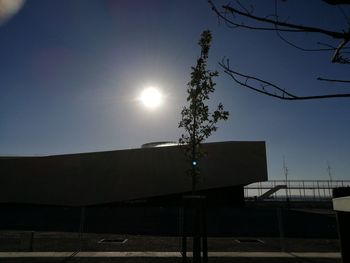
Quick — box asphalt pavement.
[0,231,342,263]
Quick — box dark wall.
[0,204,337,238]
[129,186,245,207]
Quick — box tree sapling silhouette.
[179,30,229,194]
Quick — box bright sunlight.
[139,87,163,109]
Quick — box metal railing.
[244,180,350,201]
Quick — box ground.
[0,231,341,263]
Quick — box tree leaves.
[178,30,229,193]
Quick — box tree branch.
[323,0,350,6]
[209,0,350,63]
[219,59,350,100]
[272,0,343,52]
[332,38,350,63]
[208,0,303,32]
[317,77,350,83]
[221,3,348,39]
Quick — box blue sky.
[0,0,349,180]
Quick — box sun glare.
[140,87,163,109]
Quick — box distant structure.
[327,161,333,182]
[283,156,289,201]
[0,141,267,207]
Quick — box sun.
[139,87,163,109]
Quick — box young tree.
[179,30,229,194]
[209,0,350,100]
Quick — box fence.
[244,180,350,201]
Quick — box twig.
[317,77,350,83]
[208,0,303,32]
[221,3,348,39]
[219,59,350,100]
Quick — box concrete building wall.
[0,141,267,206]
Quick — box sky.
[0,0,349,180]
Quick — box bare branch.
[221,3,349,39]
[208,0,303,32]
[317,77,350,83]
[337,5,350,26]
[273,19,339,51]
[323,0,350,6]
[272,0,341,52]
[210,1,350,100]
[210,0,350,64]
[317,42,338,50]
[332,38,350,63]
[219,59,350,100]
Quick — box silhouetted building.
[0,141,267,207]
